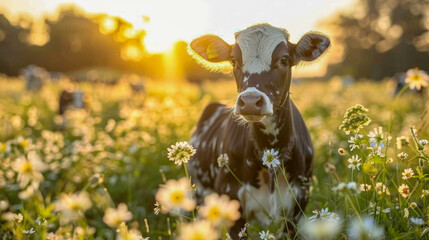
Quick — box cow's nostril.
[256,97,263,108]
[238,97,245,107]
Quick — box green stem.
[183,163,195,220]
[279,165,307,218]
[224,165,273,221]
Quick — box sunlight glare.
[100,16,118,35]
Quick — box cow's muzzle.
[234,87,273,122]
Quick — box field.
[0,74,428,240]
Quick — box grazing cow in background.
[188,24,330,238]
[59,89,86,115]
[20,65,49,91]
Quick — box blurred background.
[0,0,427,81]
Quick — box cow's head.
[189,24,330,122]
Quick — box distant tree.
[0,5,221,81]
[0,14,31,75]
[323,0,429,80]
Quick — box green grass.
[0,76,428,239]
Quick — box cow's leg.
[230,215,247,240]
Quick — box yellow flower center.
[191,233,205,240]
[207,206,221,221]
[22,162,33,173]
[266,155,275,163]
[412,74,422,82]
[0,144,6,152]
[21,140,29,147]
[170,191,184,204]
[70,203,83,211]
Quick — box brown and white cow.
[188,24,330,238]
[59,89,86,115]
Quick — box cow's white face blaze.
[189,23,330,122]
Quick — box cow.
[59,89,86,115]
[20,65,49,91]
[187,24,330,238]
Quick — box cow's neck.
[251,97,294,154]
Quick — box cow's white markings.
[236,24,288,74]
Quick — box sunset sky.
[1,0,355,53]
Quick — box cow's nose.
[237,95,264,115]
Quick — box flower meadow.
[0,69,428,239]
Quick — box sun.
[64,0,210,53]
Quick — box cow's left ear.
[292,32,330,64]
[189,35,232,63]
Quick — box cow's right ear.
[189,35,232,63]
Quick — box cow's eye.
[280,56,289,66]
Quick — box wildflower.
[103,203,133,228]
[35,216,47,226]
[46,233,59,240]
[348,134,364,151]
[54,191,92,223]
[177,220,218,240]
[404,208,409,218]
[339,104,371,135]
[386,158,393,164]
[155,177,195,213]
[261,149,280,169]
[410,202,417,208]
[0,200,8,211]
[167,141,196,165]
[405,68,428,91]
[397,152,408,160]
[402,168,414,180]
[217,153,229,167]
[368,127,389,148]
[375,182,390,195]
[419,139,428,146]
[238,225,247,238]
[153,202,162,215]
[398,184,410,198]
[347,216,384,240]
[116,222,147,240]
[22,228,35,235]
[1,212,22,222]
[14,213,23,222]
[226,233,232,240]
[259,230,275,240]
[360,184,372,192]
[332,182,360,195]
[309,208,341,222]
[0,142,10,153]
[347,155,361,170]
[396,136,409,150]
[421,190,429,198]
[11,152,47,188]
[300,217,342,240]
[410,217,425,226]
[338,148,346,155]
[199,193,240,227]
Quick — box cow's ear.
[189,35,231,63]
[292,32,330,64]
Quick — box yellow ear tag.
[206,44,218,60]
